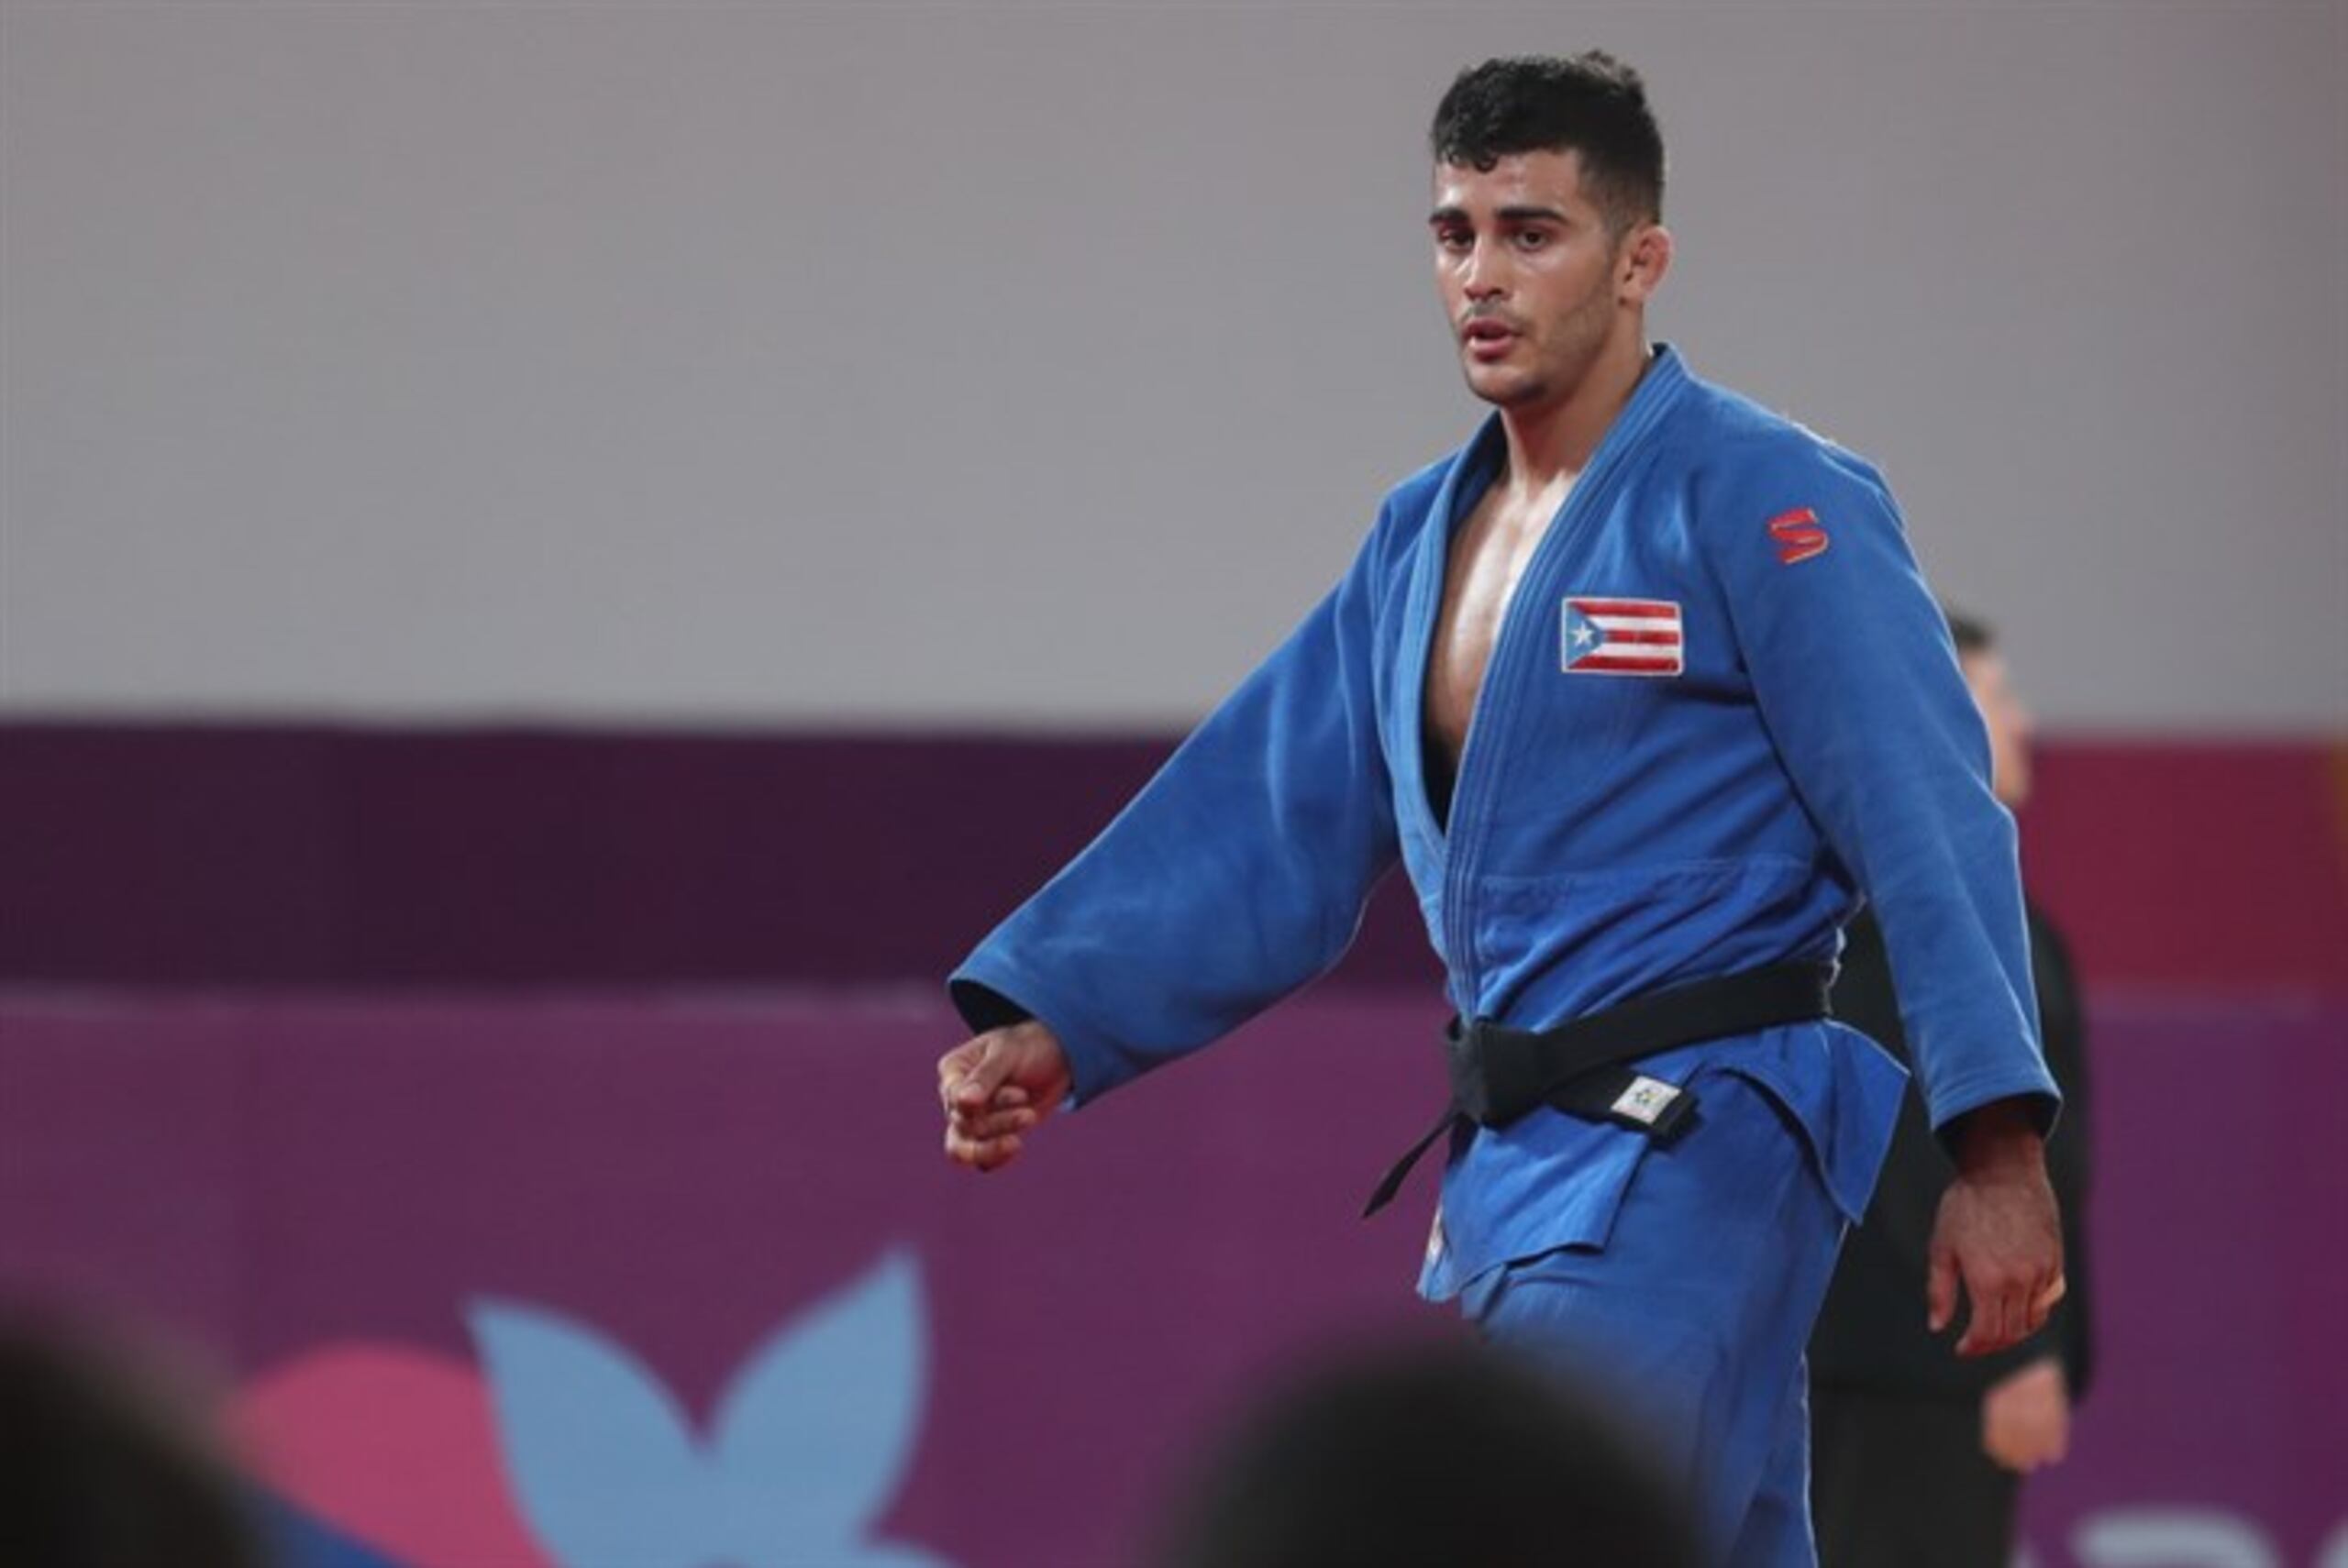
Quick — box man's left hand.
[1927,1098,2066,1357]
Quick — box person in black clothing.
[1810,609,2092,1568]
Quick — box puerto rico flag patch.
[1563,597,1684,677]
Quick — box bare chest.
[1423,481,1569,773]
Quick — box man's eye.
[1513,229,1550,250]
[1436,230,1471,251]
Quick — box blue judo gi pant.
[1457,1071,1846,1568]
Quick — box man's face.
[1962,649,2035,809]
[1430,150,1645,411]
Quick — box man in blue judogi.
[936,53,2065,1566]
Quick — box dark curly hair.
[1430,53,1665,234]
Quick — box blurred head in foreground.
[0,1309,266,1568]
[1151,1339,1700,1568]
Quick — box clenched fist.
[937,1020,1071,1174]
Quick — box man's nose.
[1463,238,1509,299]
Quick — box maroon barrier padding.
[2019,738,2348,991]
[2,991,2342,1565]
[0,992,1458,1568]
[3,723,2342,993]
[0,724,1443,990]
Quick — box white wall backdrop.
[5,0,2342,733]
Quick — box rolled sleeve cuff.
[947,955,1130,1111]
[1924,1066,2063,1144]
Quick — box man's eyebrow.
[1426,204,1572,226]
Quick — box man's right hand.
[937,1021,1071,1173]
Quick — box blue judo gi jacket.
[951,346,2059,1300]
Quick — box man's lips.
[1462,319,1519,359]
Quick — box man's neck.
[1495,331,1656,494]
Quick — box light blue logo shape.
[469,1250,949,1568]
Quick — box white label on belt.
[1611,1076,1682,1125]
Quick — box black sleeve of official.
[2029,905,2095,1401]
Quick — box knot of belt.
[1362,961,1834,1218]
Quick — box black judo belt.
[1362,962,1834,1218]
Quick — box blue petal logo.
[469,1251,949,1568]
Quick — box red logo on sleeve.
[1767,506,1830,566]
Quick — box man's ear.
[1619,222,1673,304]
